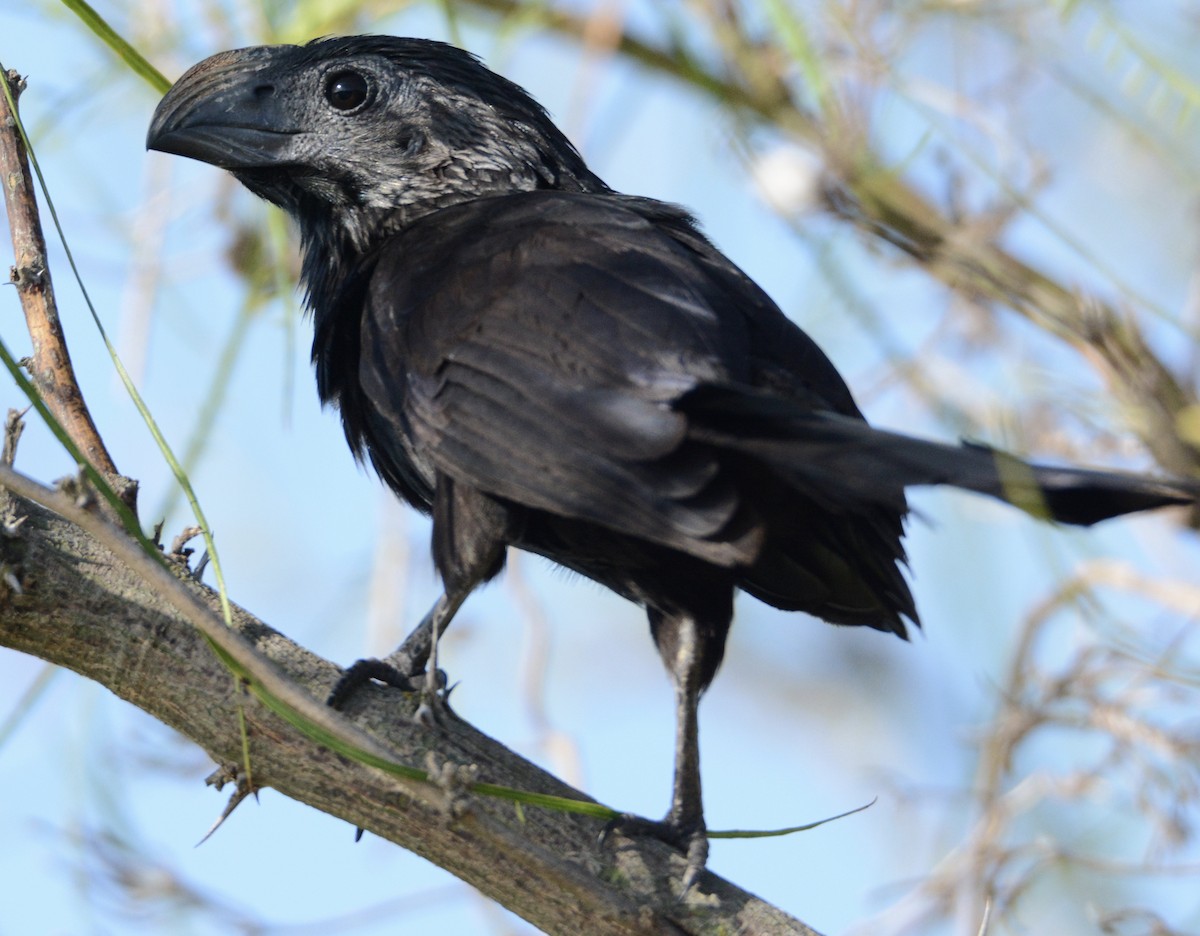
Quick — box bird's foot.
[599,812,709,893]
[326,655,452,726]
[326,657,421,709]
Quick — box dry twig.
[0,66,136,513]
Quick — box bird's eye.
[325,70,370,111]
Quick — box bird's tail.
[681,385,1197,526]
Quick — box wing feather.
[358,192,760,562]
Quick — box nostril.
[253,84,275,100]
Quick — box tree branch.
[0,471,820,936]
[0,66,137,513]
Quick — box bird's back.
[314,189,917,633]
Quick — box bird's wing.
[357,191,773,565]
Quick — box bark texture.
[0,488,820,936]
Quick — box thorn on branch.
[167,525,204,572]
[2,68,25,105]
[0,502,27,602]
[10,262,46,290]
[3,407,27,466]
[198,763,259,846]
[3,513,26,537]
[0,559,23,597]
[192,549,210,582]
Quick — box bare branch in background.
[4,4,1200,932]
[0,67,137,513]
[463,0,1200,482]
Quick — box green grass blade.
[1,66,231,625]
[57,0,171,94]
[0,335,147,544]
[0,664,59,752]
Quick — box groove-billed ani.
[147,36,1196,884]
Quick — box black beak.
[147,45,302,170]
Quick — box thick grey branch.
[0,476,818,936]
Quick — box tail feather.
[682,386,1197,526]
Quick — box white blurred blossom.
[750,143,822,215]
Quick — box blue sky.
[2,3,1199,934]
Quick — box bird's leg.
[663,613,709,889]
[413,589,467,725]
[329,475,505,716]
[601,608,713,892]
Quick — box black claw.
[599,813,683,850]
[326,657,419,708]
[599,813,709,890]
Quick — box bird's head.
[147,36,606,244]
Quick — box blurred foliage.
[7,0,1200,933]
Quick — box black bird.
[147,36,1195,883]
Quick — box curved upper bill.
[146,45,302,170]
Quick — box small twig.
[0,66,136,514]
[2,407,26,466]
[170,524,203,558]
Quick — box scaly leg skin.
[325,602,431,844]
[412,591,465,725]
[601,618,710,894]
[668,668,708,892]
